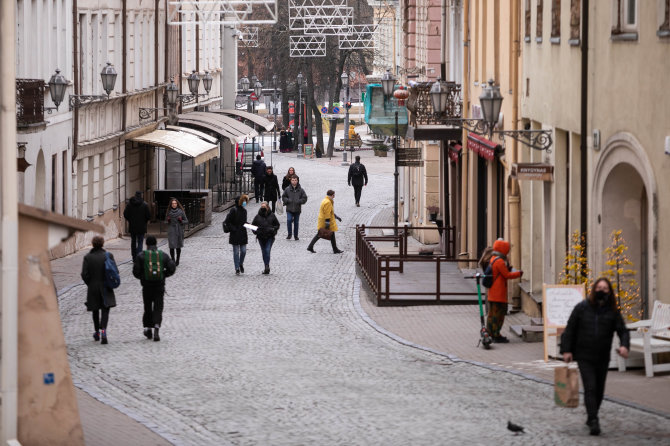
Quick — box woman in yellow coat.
[307,189,343,254]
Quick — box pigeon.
[507,421,525,434]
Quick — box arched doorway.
[35,149,46,209]
[592,133,657,318]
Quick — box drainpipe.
[460,0,470,257]
[1,0,19,441]
[509,0,522,307]
[72,0,79,165]
[155,0,159,114]
[441,0,447,80]
[580,0,589,259]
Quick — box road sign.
[321,106,328,114]
[333,107,340,114]
[249,92,258,101]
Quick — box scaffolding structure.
[289,35,327,57]
[168,0,278,25]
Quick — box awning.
[177,112,258,144]
[214,109,275,132]
[467,133,500,161]
[448,143,462,163]
[166,125,218,144]
[131,129,219,165]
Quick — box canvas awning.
[130,129,219,165]
[214,109,275,132]
[165,125,218,144]
[177,112,258,144]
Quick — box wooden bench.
[620,301,670,377]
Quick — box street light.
[240,76,250,92]
[47,68,68,111]
[478,79,503,135]
[272,74,278,159]
[202,71,213,95]
[165,79,179,107]
[66,61,118,110]
[381,69,400,246]
[253,80,263,114]
[296,72,304,157]
[341,72,351,165]
[429,78,449,114]
[187,70,200,95]
[381,69,394,100]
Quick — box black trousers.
[353,185,363,204]
[307,232,339,252]
[92,308,110,331]
[142,286,165,328]
[577,360,609,421]
[130,232,145,260]
[254,178,265,202]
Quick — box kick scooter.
[464,273,493,349]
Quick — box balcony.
[405,81,463,141]
[16,79,46,128]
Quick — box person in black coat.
[263,166,281,213]
[560,277,630,436]
[347,156,368,206]
[123,191,151,260]
[81,236,117,344]
[224,195,249,275]
[251,202,280,275]
[251,155,267,203]
[132,235,176,341]
[279,130,290,152]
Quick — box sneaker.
[144,328,153,340]
[588,419,601,436]
[100,330,108,345]
[93,331,100,342]
[262,266,270,275]
[333,249,344,254]
[307,247,315,253]
[240,265,244,273]
[154,327,160,342]
[356,203,360,207]
[294,236,299,241]
[286,235,292,240]
[236,269,240,275]
[493,336,509,343]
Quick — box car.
[236,141,264,172]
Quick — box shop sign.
[511,163,554,181]
[467,133,497,161]
[448,144,461,163]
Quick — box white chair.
[623,301,670,377]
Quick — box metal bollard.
[341,150,349,166]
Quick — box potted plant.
[373,144,389,157]
[427,205,439,222]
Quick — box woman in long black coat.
[263,166,281,213]
[224,195,249,275]
[81,236,117,344]
[166,198,188,265]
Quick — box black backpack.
[103,252,121,289]
[351,164,363,178]
[482,257,501,288]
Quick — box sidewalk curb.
[353,209,670,420]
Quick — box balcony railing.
[406,82,462,126]
[16,79,46,126]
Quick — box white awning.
[177,112,258,144]
[131,129,219,165]
[215,109,275,132]
[165,125,219,144]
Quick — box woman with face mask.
[224,195,249,275]
[251,201,280,274]
[560,277,630,436]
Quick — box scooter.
[465,273,493,349]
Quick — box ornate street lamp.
[165,79,179,108]
[47,68,68,111]
[272,74,278,159]
[479,79,503,132]
[254,80,263,99]
[272,74,278,90]
[381,69,395,98]
[296,72,304,156]
[202,71,213,94]
[240,76,250,91]
[68,61,118,110]
[187,70,200,95]
[430,78,449,114]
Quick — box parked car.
[236,141,264,172]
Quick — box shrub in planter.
[373,144,389,157]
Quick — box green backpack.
[143,250,165,281]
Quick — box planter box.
[374,149,388,157]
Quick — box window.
[612,0,638,38]
[537,0,544,42]
[659,0,670,37]
[551,0,561,42]
[570,0,581,43]
[525,0,531,42]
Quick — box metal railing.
[16,79,46,126]
[212,167,254,207]
[355,225,478,305]
[156,197,203,233]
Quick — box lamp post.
[253,80,263,114]
[381,69,399,246]
[272,74,278,162]
[240,76,250,112]
[296,72,304,157]
[341,72,350,164]
[50,62,118,111]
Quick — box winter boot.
[100,329,108,345]
[144,328,153,340]
[154,326,160,342]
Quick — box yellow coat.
[317,196,338,231]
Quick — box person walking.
[132,235,176,341]
[123,190,151,260]
[81,236,117,345]
[279,130,290,152]
[347,156,368,207]
[166,198,188,266]
[224,195,249,275]
[281,175,308,240]
[251,154,266,202]
[560,277,630,436]
[485,239,522,343]
[263,165,281,213]
[282,167,297,191]
[307,190,343,254]
[251,202,280,274]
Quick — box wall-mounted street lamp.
[68,62,118,110]
[381,69,401,247]
[139,71,212,121]
[46,69,68,112]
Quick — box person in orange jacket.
[486,239,523,343]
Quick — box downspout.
[440,0,451,230]
[1,0,19,441]
[509,0,522,306]
[580,0,589,258]
[441,0,447,80]
[460,0,470,256]
[72,0,79,164]
[155,0,159,115]
[122,0,127,132]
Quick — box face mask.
[242,202,247,207]
[260,208,268,216]
[594,290,608,303]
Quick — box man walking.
[132,235,176,341]
[347,156,368,207]
[251,155,267,203]
[281,175,308,240]
[123,190,151,260]
[307,190,343,254]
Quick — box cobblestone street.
[58,151,670,445]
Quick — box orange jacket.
[487,240,522,303]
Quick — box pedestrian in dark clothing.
[251,202,280,275]
[287,129,294,151]
[263,166,281,213]
[561,277,630,436]
[132,235,176,341]
[166,198,188,265]
[81,236,117,344]
[282,167,297,191]
[251,155,267,202]
[123,190,151,260]
[279,130,290,152]
[307,190,343,254]
[281,175,308,240]
[224,195,249,275]
[347,156,368,207]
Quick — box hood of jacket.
[492,239,510,256]
[128,195,143,206]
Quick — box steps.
[510,317,544,343]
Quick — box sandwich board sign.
[542,284,586,361]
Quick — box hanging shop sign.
[467,133,498,161]
[397,147,424,167]
[448,143,461,163]
[511,163,555,182]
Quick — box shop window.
[612,0,638,40]
[537,0,544,42]
[570,0,581,44]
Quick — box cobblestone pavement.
[58,151,670,445]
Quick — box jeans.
[287,211,300,237]
[258,238,274,266]
[233,244,247,270]
[254,178,265,202]
[353,185,363,204]
[578,360,609,422]
[142,286,165,328]
[130,233,145,260]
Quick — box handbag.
[554,366,580,408]
[318,228,333,240]
[276,200,284,214]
